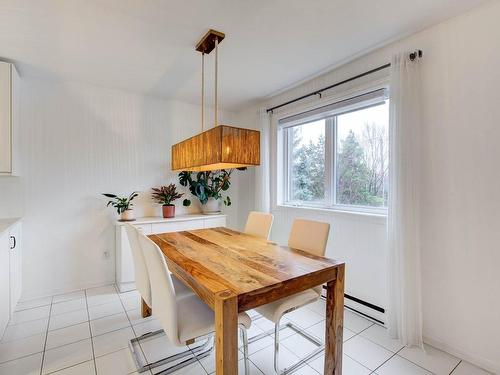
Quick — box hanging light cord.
[201,52,205,131]
[214,37,218,127]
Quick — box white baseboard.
[423,335,499,375]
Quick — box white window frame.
[279,87,389,215]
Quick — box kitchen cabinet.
[9,222,22,313]
[0,218,22,336]
[115,214,227,292]
[0,231,9,336]
[0,61,20,176]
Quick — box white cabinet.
[115,214,227,292]
[0,231,10,336]
[152,219,204,234]
[203,217,227,228]
[0,62,20,176]
[0,219,22,336]
[9,222,22,313]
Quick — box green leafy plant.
[178,168,246,207]
[151,184,183,206]
[102,192,138,214]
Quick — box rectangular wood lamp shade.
[171,125,260,172]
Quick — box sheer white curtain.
[255,108,271,212]
[387,51,424,347]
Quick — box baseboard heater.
[322,286,385,325]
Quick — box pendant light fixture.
[171,29,260,172]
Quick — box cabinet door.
[134,224,152,235]
[9,223,22,312]
[151,220,204,234]
[0,63,12,173]
[0,232,10,336]
[204,217,226,228]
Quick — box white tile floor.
[0,285,492,375]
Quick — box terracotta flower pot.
[162,204,175,218]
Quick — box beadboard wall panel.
[15,79,239,299]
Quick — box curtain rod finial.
[409,50,423,61]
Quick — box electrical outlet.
[103,250,110,259]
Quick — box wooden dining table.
[148,227,345,375]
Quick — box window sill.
[276,204,387,222]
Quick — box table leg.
[325,264,345,374]
[141,298,152,318]
[215,290,238,375]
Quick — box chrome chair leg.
[154,336,214,375]
[274,319,280,374]
[240,325,250,375]
[131,326,252,375]
[248,314,325,375]
[129,330,212,373]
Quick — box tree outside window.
[284,100,389,211]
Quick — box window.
[280,89,389,213]
[288,119,326,203]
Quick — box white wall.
[0,78,241,299]
[236,1,500,372]
[0,177,23,218]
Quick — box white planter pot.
[202,198,221,214]
[120,209,135,221]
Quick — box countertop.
[115,213,226,226]
[0,217,21,235]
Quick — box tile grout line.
[0,350,45,367]
[42,317,88,333]
[342,321,374,345]
[343,352,375,374]
[49,305,129,332]
[398,348,454,374]
[0,319,49,344]
[12,302,52,313]
[84,289,99,375]
[38,295,54,375]
[5,314,49,327]
[369,346,405,374]
[44,360,94,375]
[6,306,54,327]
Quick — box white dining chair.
[244,211,274,239]
[124,224,151,309]
[124,224,193,373]
[250,218,330,374]
[137,232,252,375]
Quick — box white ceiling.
[0,0,487,110]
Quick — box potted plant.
[151,184,183,218]
[103,192,138,221]
[178,168,245,214]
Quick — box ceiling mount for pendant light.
[171,29,260,172]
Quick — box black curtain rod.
[266,50,422,113]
